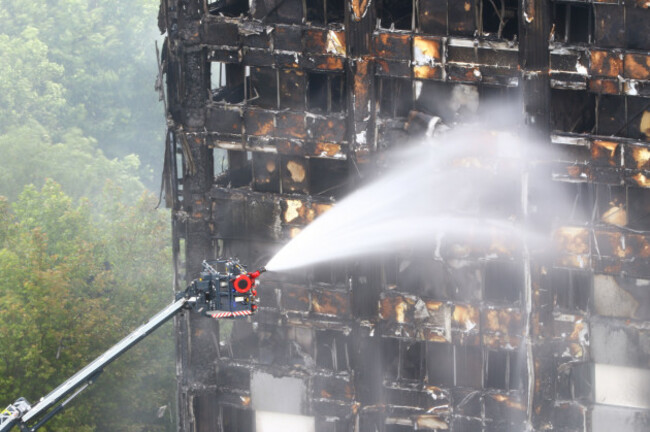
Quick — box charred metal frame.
[158,0,650,431]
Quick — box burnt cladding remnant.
[157,0,650,431]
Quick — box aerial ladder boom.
[0,259,264,432]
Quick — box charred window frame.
[556,362,593,401]
[385,423,414,432]
[307,72,347,113]
[625,6,650,51]
[548,268,591,312]
[484,261,523,304]
[311,260,349,287]
[377,77,414,118]
[426,343,483,388]
[214,150,252,188]
[288,326,316,366]
[395,255,453,299]
[485,349,524,390]
[309,158,349,199]
[249,66,279,108]
[595,184,626,226]
[210,62,248,104]
[220,405,254,431]
[306,0,345,25]
[207,0,250,17]
[478,0,519,40]
[315,330,350,371]
[627,187,650,231]
[383,339,425,382]
[317,417,352,432]
[625,96,650,141]
[218,320,259,359]
[596,95,650,140]
[377,0,415,30]
[550,89,596,134]
[553,182,593,224]
[552,2,593,45]
[426,343,454,386]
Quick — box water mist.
[266,123,550,272]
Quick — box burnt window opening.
[258,326,294,366]
[288,326,316,366]
[415,81,480,124]
[402,341,425,380]
[627,188,650,231]
[279,69,306,110]
[310,259,348,286]
[221,405,254,431]
[626,97,650,141]
[484,261,523,304]
[595,184,626,226]
[453,418,483,432]
[555,182,593,224]
[550,89,596,134]
[382,339,425,381]
[382,338,401,380]
[455,345,483,388]
[479,0,519,40]
[595,95,650,140]
[252,0,304,24]
[214,148,229,177]
[309,158,349,199]
[208,0,250,17]
[426,342,454,386]
[306,0,345,25]
[252,153,280,193]
[556,362,593,401]
[397,256,452,299]
[220,320,259,359]
[427,344,483,388]
[316,418,351,432]
[417,0,448,35]
[210,62,246,104]
[193,395,218,432]
[377,0,414,30]
[378,77,413,118]
[596,95,626,137]
[210,61,226,98]
[215,150,252,188]
[307,72,346,113]
[626,7,650,50]
[550,268,591,312]
[385,424,414,432]
[552,2,593,45]
[478,174,521,219]
[250,67,278,108]
[477,86,521,118]
[315,330,350,371]
[486,350,524,390]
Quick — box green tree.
[0,28,69,132]
[0,0,165,186]
[0,122,145,203]
[0,181,174,431]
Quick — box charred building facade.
[157,1,650,431]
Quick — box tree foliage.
[0,2,176,430]
[0,0,165,188]
[0,181,175,432]
[0,122,145,203]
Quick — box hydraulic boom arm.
[0,259,264,432]
[1,297,189,432]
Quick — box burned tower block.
[158,0,650,431]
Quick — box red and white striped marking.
[209,310,253,319]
